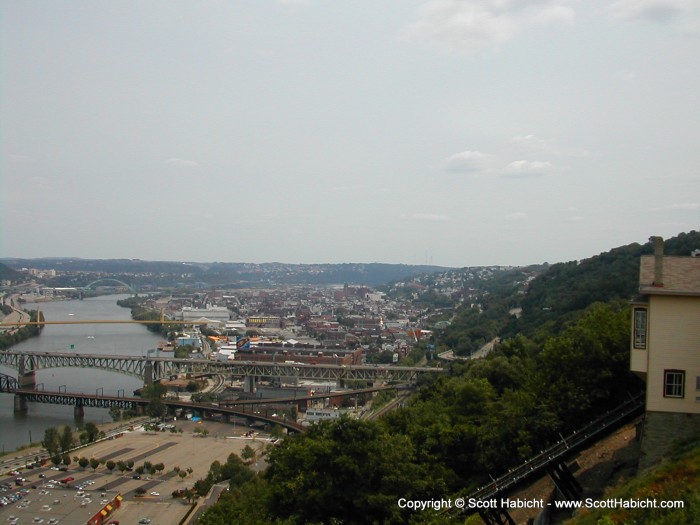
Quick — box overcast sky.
[2,1,699,268]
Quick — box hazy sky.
[2,1,699,267]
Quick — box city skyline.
[2,1,699,267]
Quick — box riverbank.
[0,416,151,474]
[0,294,164,453]
[0,308,43,350]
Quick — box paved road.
[0,297,30,334]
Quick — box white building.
[180,306,230,322]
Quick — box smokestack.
[650,236,664,287]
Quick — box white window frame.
[664,370,685,398]
[633,307,647,350]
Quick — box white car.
[150,491,159,496]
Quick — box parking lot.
[0,419,269,524]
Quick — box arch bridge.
[82,278,136,293]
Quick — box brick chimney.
[650,236,664,287]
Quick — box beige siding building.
[631,236,700,467]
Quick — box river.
[0,294,163,453]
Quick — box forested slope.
[441,231,700,354]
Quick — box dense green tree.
[141,382,167,419]
[108,406,122,421]
[42,427,60,458]
[198,478,278,525]
[84,422,99,443]
[240,445,256,463]
[535,302,640,429]
[265,418,439,525]
[59,425,74,454]
[221,453,254,488]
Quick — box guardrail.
[465,391,645,505]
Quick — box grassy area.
[567,439,700,525]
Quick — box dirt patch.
[506,419,641,524]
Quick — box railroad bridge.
[0,372,412,433]
[0,351,441,427]
[0,373,306,432]
[0,351,442,388]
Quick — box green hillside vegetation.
[442,231,700,355]
[0,310,44,350]
[1,258,447,287]
[566,440,700,525]
[0,261,25,282]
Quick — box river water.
[0,295,163,453]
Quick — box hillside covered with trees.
[440,231,700,355]
[0,258,447,287]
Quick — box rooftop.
[639,255,700,296]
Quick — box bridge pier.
[18,354,37,389]
[18,371,36,389]
[244,375,257,394]
[143,361,154,388]
[478,507,516,525]
[547,461,582,501]
[74,404,85,419]
[14,394,27,413]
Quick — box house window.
[633,308,647,349]
[664,370,685,398]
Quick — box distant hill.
[0,258,449,287]
[0,262,25,283]
[433,231,700,355]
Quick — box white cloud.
[608,0,692,22]
[505,212,528,220]
[412,213,450,221]
[443,149,494,173]
[510,134,590,158]
[511,134,554,152]
[403,0,575,54]
[503,159,553,177]
[165,158,199,168]
[566,215,585,222]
